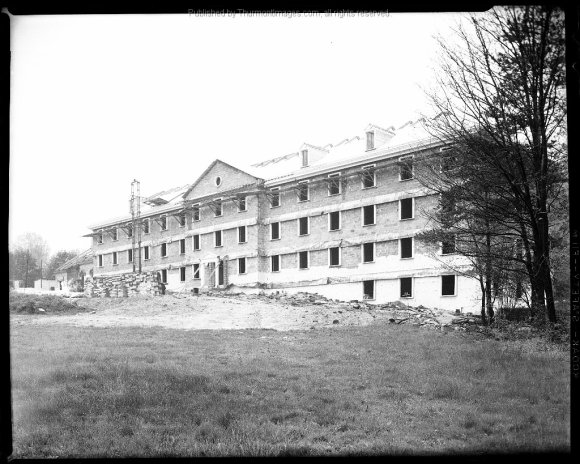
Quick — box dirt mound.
[9,292,88,314]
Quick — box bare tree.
[11,232,50,287]
[415,140,528,324]
[421,6,566,323]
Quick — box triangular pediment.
[183,159,262,201]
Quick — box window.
[400,198,414,220]
[238,257,246,274]
[299,251,309,269]
[361,165,376,188]
[98,254,103,267]
[180,266,186,282]
[271,222,280,240]
[238,196,247,212]
[143,219,150,234]
[298,182,309,202]
[298,217,309,236]
[441,193,456,216]
[192,263,200,280]
[329,247,340,266]
[192,204,200,222]
[515,280,523,299]
[441,235,456,255]
[128,249,133,263]
[144,246,150,260]
[400,277,413,298]
[328,173,341,196]
[161,269,167,283]
[112,228,118,241]
[441,149,458,172]
[127,224,133,238]
[112,251,118,265]
[161,243,167,257]
[214,199,222,217]
[178,213,186,227]
[97,231,103,244]
[215,230,222,247]
[442,275,456,296]
[180,238,186,254]
[215,176,222,186]
[366,131,375,150]
[301,149,308,167]
[193,234,200,251]
[400,156,414,181]
[238,226,247,243]
[363,242,374,263]
[363,280,375,300]
[329,211,340,231]
[271,255,280,272]
[270,188,280,208]
[160,216,168,231]
[362,205,376,226]
[400,237,413,259]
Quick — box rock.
[37,308,45,312]
[352,304,360,309]
[332,319,339,324]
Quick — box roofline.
[87,136,448,229]
[87,182,264,230]
[263,136,446,186]
[181,159,263,200]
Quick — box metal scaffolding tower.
[130,180,142,273]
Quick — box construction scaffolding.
[130,179,142,273]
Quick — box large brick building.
[86,119,481,312]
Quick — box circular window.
[215,176,222,186]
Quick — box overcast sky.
[9,11,469,254]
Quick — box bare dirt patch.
[10,293,404,331]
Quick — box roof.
[247,117,439,183]
[143,184,191,206]
[181,159,262,200]
[86,118,443,229]
[55,249,93,272]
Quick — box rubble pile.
[85,271,163,298]
[212,290,480,329]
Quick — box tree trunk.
[485,279,494,324]
[536,210,557,322]
[479,276,487,325]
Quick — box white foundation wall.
[250,274,481,314]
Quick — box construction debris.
[84,271,163,298]
[205,290,478,329]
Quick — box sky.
[9,10,469,255]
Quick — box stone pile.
[84,271,163,298]
[214,289,480,329]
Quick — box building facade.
[86,120,481,312]
[54,249,94,291]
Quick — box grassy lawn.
[10,322,569,457]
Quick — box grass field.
[10,322,569,457]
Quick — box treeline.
[9,232,78,286]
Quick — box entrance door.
[218,261,224,286]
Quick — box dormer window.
[301,149,309,167]
[366,131,375,150]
